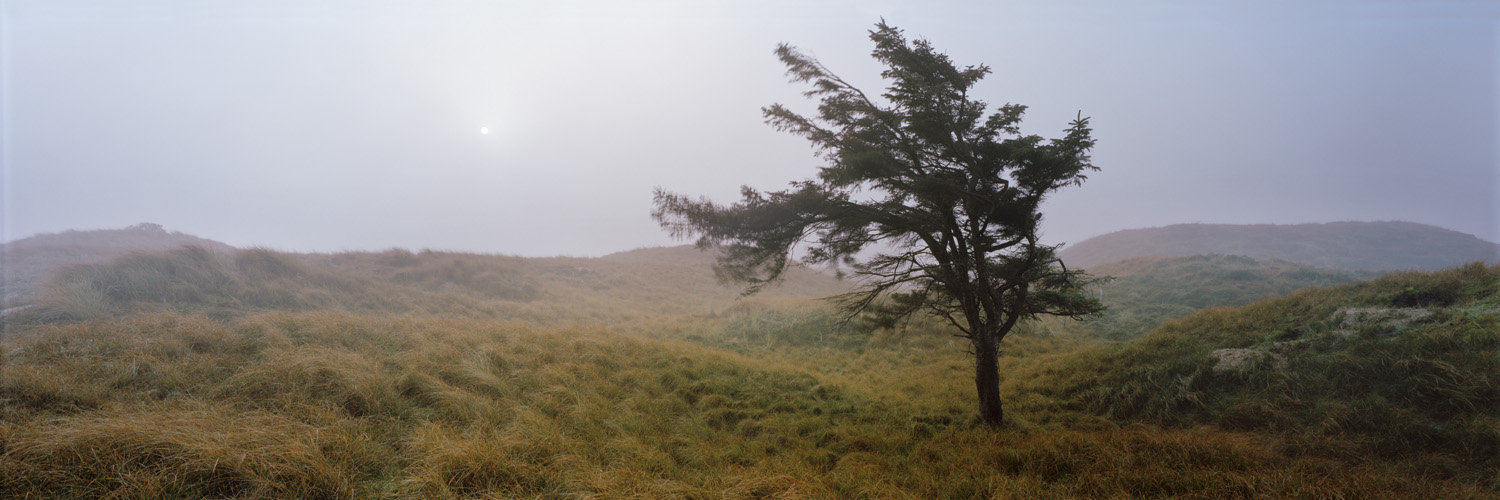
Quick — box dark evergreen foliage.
[653,22,1105,425]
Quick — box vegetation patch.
[1038,263,1500,486]
[2,240,1497,497]
[1079,254,1375,339]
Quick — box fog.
[4,0,1496,256]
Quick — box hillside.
[1027,262,1500,485]
[316,245,849,314]
[1059,221,1500,270]
[3,230,1498,497]
[1081,254,1378,339]
[1,223,235,305]
[2,243,851,329]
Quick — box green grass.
[1079,254,1376,339]
[1033,262,1500,486]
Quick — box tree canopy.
[653,22,1105,426]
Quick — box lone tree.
[653,22,1105,426]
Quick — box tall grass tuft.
[3,403,354,498]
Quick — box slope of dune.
[1,224,235,305]
[1059,221,1500,270]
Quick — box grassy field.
[1,246,1497,498]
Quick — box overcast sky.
[3,0,1497,256]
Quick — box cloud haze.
[4,0,1496,256]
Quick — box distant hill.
[3,239,851,326]
[1081,254,1377,339]
[1058,221,1500,271]
[1,223,235,305]
[0,222,852,317]
[300,245,851,322]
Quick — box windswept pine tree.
[654,22,1106,426]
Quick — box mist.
[4,0,1496,256]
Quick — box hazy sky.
[4,0,1497,256]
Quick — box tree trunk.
[974,332,1004,426]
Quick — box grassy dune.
[1032,263,1500,485]
[1079,254,1377,339]
[1057,221,1500,270]
[0,224,235,306]
[2,246,1498,498]
[4,245,847,329]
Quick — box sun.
[479,126,489,135]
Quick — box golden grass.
[4,403,356,498]
[4,309,1497,499]
[3,248,1497,497]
